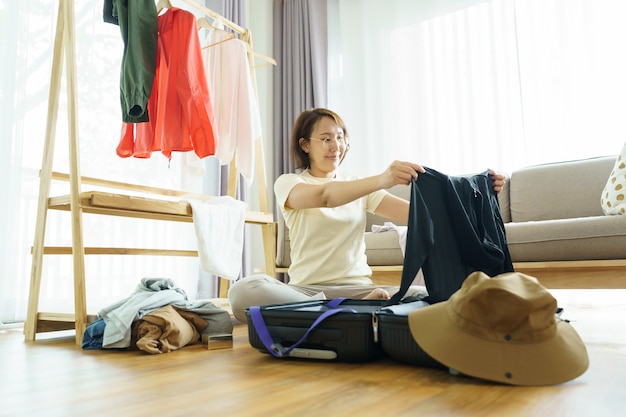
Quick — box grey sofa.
[275,156,626,287]
[499,155,626,262]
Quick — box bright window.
[329,0,626,177]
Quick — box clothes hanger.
[199,25,277,67]
[196,17,213,30]
[181,0,246,34]
[199,17,238,49]
[181,0,277,66]
[156,0,173,14]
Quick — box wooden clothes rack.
[24,0,276,345]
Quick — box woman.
[228,108,506,323]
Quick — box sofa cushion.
[364,230,404,265]
[505,215,626,261]
[601,143,626,215]
[509,156,615,222]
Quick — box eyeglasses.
[308,136,350,150]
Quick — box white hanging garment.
[202,18,262,185]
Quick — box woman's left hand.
[489,169,507,194]
[363,288,390,300]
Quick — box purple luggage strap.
[248,298,356,358]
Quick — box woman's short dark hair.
[290,108,349,170]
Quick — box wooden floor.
[2,289,626,417]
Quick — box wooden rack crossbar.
[24,0,277,345]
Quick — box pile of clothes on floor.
[82,277,232,354]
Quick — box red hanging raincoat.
[117,7,218,160]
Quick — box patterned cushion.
[601,143,626,215]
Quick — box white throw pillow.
[601,143,626,215]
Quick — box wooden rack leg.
[64,0,89,345]
[219,278,230,298]
[24,0,66,342]
[25,0,88,345]
[262,222,277,278]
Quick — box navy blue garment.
[82,318,106,350]
[389,168,513,305]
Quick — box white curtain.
[0,0,207,325]
[329,0,626,178]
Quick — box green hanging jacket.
[104,0,158,123]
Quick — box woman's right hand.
[380,160,425,188]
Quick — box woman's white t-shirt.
[274,170,388,286]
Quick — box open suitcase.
[247,297,442,366]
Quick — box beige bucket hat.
[408,271,589,385]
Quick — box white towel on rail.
[187,196,246,280]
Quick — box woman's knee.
[228,274,275,322]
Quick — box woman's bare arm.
[285,161,423,210]
[372,193,410,224]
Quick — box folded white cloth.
[371,222,408,253]
[187,196,246,280]
[371,221,424,286]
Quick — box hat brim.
[408,302,589,386]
